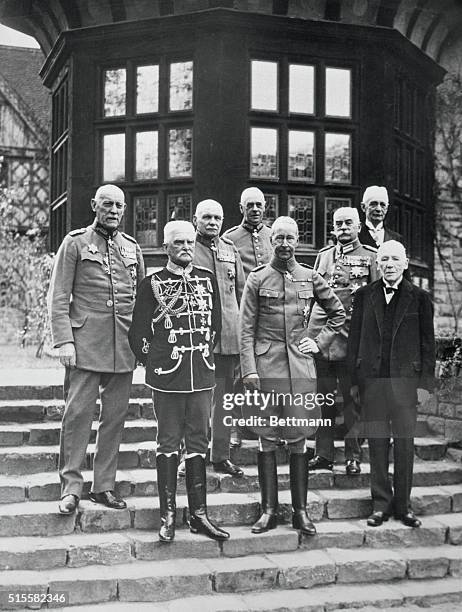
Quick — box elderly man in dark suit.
[348,240,435,528]
[48,184,145,515]
[358,185,403,249]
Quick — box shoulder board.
[250,264,267,273]
[220,235,235,246]
[223,225,240,235]
[318,245,334,253]
[69,228,87,237]
[362,244,377,253]
[121,232,137,244]
[299,262,314,269]
[193,265,214,274]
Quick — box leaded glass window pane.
[135,195,158,247]
[262,194,279,226]
[169,61,193,111]
[325,133,351,184]
[167,194,192,221]
[288,130,315,182]
[168,128,193,178]
[251,60,278,111]
[136,65,159,114]
[104,69,126,117]
[103,133,125,182]
[250,127,278,179]
[289,64,314,114]
[324,197,352,245]
[135,131,158,180]
[325,67,351,117]
[288,195,315,246]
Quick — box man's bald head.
[94,184,125,204]
[271,216,298,237]
[195,199,223,218]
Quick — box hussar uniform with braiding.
[129,263,221,393]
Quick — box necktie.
[384,285,396,294]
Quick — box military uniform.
[307,238,379,463]
[128,262,221,454]
[223,222,272,278]
[193,233,245,463]
[240,258,345,448]
[48,221,145,498]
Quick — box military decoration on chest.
[149,273,214,375]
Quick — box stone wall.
[419,338,462,444]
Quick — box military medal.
[285,271,294,282]
[103,254,111,275]
[88,243,98,254]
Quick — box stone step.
[0,398,154,423]
[0,419,156,447]
[0,383,151,401]
[0,399,432,436]
[0,437,449,476]
[1,460,461,504]
[0,484,461,537]
[48,595,462,612]
[0,546,462,608]
[1,514,462,572]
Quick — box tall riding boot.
[251,451,278,534]
[185,455,230,541]
[290,452,316,536]
[157,454,178,542]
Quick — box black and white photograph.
[0,1,462,610]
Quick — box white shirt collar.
[383,275,403,290]
[366,220,384,232]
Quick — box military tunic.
[223,222,272,278]
[308,238,379,361]
[49,222,145,372]
[240,258,345,442]
[128,264,221,392]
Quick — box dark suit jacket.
[358,225,404,250]
[347,278,435,407]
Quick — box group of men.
[48,181,435,543]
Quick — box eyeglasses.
[273,235,297,244]
[367,201,388,209]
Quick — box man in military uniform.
[193,199,246,477]
[223,187,272,448]
[240,217,345,536]
[223,187,272,277]
[308,207,379,475]
[48,184,145,515]
[128,221,229,542]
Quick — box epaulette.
[220,235,235,246]
[250,264,267,273]
[223,225,240,235]
[69,228,87,236]
[299,262,314,269]
[121,232,137,244]
[362,244,378,252]
[193,264,214,274]
[318,244,335,253]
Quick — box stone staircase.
[0,382,462,611]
